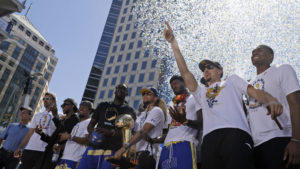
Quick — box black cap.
[199,59,223,78]
[80,101,94,110]
[20,106,33,114]
[64,98,78,112]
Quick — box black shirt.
[92,101,136,150]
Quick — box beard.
[79,114,85,119]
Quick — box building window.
[111,77,117,85]
[108,89,114,98]
[128,42,134,50]
[117,55,122,62]
[123,34,128,41]
[138,73,145,82]
[135,51,140,59]
[129,75,135,83]
[0,68,10,91]
[149,72,155,81]
[126,24,130,31]
[126,0,130,5]
[0,55,6,62]
[18,38,25,45]
[109,56,114,64]
[103,78,108,86]
[115,36,120,42]
[118,26,122,32]
[25,30,31,37]
[18,25,24,31]
[35,61,43,72]
[123,64,128,72]
[32,36,38,41]
[50,59,55,65]
[120,44,126,51]
[144,50,150,58]
[38,79,44,86]
[106,67,112,75]
[133,100,140,109]
[131,32,136,39]
[128,15,133,21]
[120,17,125,23]
[0,41,11,52]
[44,72,49,80]
[151,60,157,68]
[123,8,128,14]
[99,90,105,99]
[39,41,44,46]
[134,22,139,29]
[120,76,126,83]
[11,46,21,59]
[48,66,53,71]
[112,46,118,53]
[40,55,46,61]
[45,46,50,51]
[137,40,142,48]
[141,61,147,70]
[136,86,142,96]
[126,53,131,61]
[8,61,14,67]
[114,65,120,74]
[128,87,132,96]
[132,62,138,71]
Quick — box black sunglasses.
[61,103,73,107]
[142,92,153,96]
[201,64,214,72]
[43,97,53,101]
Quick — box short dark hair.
[258,45,274,55]
[169,75,184,84]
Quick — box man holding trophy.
[77,84,136,169]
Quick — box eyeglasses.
[61,103,73,107]
[43,97,53,101]
[202,64,214,71]
[142,92,153,96]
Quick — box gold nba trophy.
[106,114,136,168]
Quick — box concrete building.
[82,0,160,110]
[0,14,57,127]
[0,0,25,40]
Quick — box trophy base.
[106,157,136,168]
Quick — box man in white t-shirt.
[158,75,202,169]
[248,45,300,169]
[54,101,93,169]
[163,21,283,169]
[14,92,60,169]
[113,87,166,169]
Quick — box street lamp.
[23,72,43,107]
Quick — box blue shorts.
[55,159,78,169]
[76,146,115,169]
[158,141,197,169]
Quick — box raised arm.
[163,21,198,92]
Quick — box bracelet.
[291,138,300,143]
[182,120,189,126]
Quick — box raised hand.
[163,21,175,44]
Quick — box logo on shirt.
[206,84,224,108]
[105,107,118,122]
[249,78,265,109]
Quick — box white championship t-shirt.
[25,110,62,151]
[191,74,251,137]
[61,118,91,161]
[135,106,165,154]
[164,95,201,144]
[248,65,300,146]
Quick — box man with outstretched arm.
[163,21,283,169]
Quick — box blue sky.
[19,0,113,110]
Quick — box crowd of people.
[0,21,300,169]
